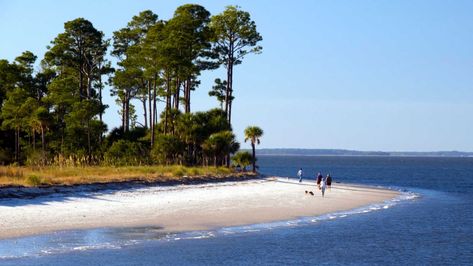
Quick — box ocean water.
[1,156,472,265]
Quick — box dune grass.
[0,165,251,187]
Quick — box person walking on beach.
[326,174,332,189]
[316,172,323,189]
[320,177,326,197]
[297,168,303,183]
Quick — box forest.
[0,4,263,170]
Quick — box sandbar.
[0,178,399,239]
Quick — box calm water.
[1,156,472,265]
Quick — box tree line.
[0,4,263,170]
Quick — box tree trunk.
[148,81,153,135]
[252,142,256,173]
[224,60,231,120]
[41,126,45,153]
[154,97,158,125]
[78,41,84,100]
[15,128,19,163]
[41,126,45,165]
[227,61,234,125]
[85,72,92,99]
[151,79,157,147]
[185,78,191,113]
[79,67,84,99]
[174,78,180,110]
[142,98,147,129]
[121,101,126,132]
[98,74,103,123]
[164,75,171,135]
[125,94,130,132]
[87,124,91,163]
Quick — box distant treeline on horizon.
[245,149,473,158]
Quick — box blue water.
[1,156,472,265]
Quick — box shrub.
[0,148,11,165]
[172,166,185,177]
[104,140,149,166]
[26,175,42,186]
[151,134,184,165]
[26,150,50,167]
[232,151,253,171]
[202,131,239,167]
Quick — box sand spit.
[0,178,398,239]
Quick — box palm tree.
[244,126,263,173]
[203,130,239,166]
[232,151,253,171]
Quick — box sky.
[0,0,472,152]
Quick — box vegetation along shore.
[0,165,259,188]
[0,5,264,179]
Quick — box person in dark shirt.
[326,174,332,189]
[316,172,323,189]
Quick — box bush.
[232,151,253,171]
[172,166,186,177]
[104,140,149,166]
[202,131,239,166]
[0,148,11,165]
[25,175,42,186]
[26,150,50,167]
[151,134,184,165]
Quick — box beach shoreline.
[0,178,399,240]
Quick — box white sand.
[0,178,398,239]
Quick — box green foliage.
[25,175,42,186]
[151,134,185,165]
[202,130,239,166]
[105,126,148,144]
[25,150,49,167]
[210,5,263,66]
[209,78,232,109]
[172,166,186,177]
[244,126,264,172]
[104,140,149,166]
[0,148,10,165]
[209,5,262,123]
[232,151,253,171]
[244,126,264,145]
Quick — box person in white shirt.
[320,177,326,197]
[297,168,303,183]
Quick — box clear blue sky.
[1,0,472,151]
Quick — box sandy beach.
[0,178,398,239]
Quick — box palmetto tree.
[244,126,263,173]
[203,130,239,167]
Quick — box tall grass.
[0,165,243,187]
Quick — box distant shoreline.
[257,154,473,158]
[246,149,473,158]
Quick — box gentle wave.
[209,189,419,235]
[0,189,419,260]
